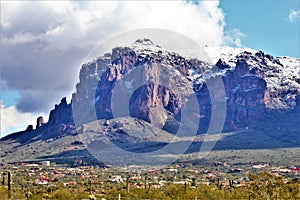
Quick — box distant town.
[0,160,299,199]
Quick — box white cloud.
[288,9,300,23]
[0,101,47,137]
[223,28,246,47]
[1,1,227,51]
[0,1,244,135]
[2,32,37,45]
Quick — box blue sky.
[1,90,19,107]
[0,1,299,137]
[219,0,300,57]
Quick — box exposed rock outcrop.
[94,56,191,128]
[36,116,45,129]
[26,125,34,131]
[48,97,74,126]
[221,59,267,127]
[72,53,110,126]
[74,40,193,129]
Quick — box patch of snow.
[188,67,201,81]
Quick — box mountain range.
[1,39,299,166]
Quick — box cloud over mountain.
[0,101,45,135]
[0,1,240,115]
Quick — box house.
[110,175,122,183]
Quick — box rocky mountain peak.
[70,41,300,131]
[1,41,299,165]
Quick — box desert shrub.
[51,188,73,199]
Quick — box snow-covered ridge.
[202,45,257,66]
[277,56,300,73]
[201,45,300,108]
[85,40,300,99]
[135,42,300,99]
[202,45,300,86]
[202,45,299,70]
[132,40,300,72]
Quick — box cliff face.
[192,61,267,131]
[71,54,110,126]
[221,59,267,128]
[80,41,193,129]
[94,47,137,120]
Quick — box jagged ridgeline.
[4,38,300,137]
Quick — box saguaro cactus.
[2,176,5,185]
[8,171,12,199]
[126,176,129,193]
